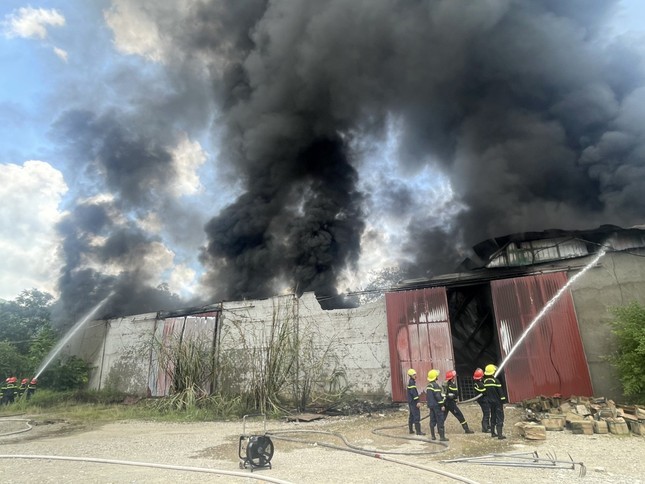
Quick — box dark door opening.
[447,284,502,400]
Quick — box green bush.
[37,356,91,391]
[610,302,645,402]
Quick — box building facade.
[68,226,645,403]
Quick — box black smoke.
[51,111,188,326]
[51,0,645,316]
[184,0,645,290]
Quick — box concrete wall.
[217,292,391,399]
[68,319,108,390]
[78,292,390,399]
[570,249,645,400]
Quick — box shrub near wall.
[610,302,645,403]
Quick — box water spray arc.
[34,291,116,380]
[495,248,608,377]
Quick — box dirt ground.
[1,403,644,483]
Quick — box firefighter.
[18,379,28,399]
[443,370,474,434]
[426,369,448,441]
[406,368,425,435]
[473,368,491,432]
[3,377,18,404]
[26,378,37,400]
[484,364,507,439]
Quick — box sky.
[1,1,645,320]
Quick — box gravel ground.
[1,403,644,484]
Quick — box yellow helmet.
[427,369,440,381]
[407,368,417,376]
[484,364,497,376]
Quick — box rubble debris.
[519,396,645,439]
[593,420,608,434]
[514,422,546,440]
[285,413,324,422]
[606,417,630,435]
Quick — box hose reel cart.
[238,414,274,471]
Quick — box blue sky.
[1,1,645,304]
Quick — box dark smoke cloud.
[182,0,645,289]
[50,0,645,316]
[50,110,190,326]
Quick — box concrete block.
[541,415,566,431]
[607,418,630,435]
[514,422,547,440]
[593,420,608,434]
[571,420,594,435]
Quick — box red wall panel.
[386,288,454,402]
[491,272,593,402]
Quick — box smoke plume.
[52,0,645,316]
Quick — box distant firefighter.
[2,377,18,404]
[26,378,38,400]
[18,379,28,399]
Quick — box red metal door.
[490,272,593,402]
[386,288,454,402]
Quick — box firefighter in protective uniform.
[406,369,425,435]
[483,364,507,439]
[426,369,448,441]
[443,370,474,434]
[18,379,28,399]
[2,377,18,404]
[26,378,37,400]
[473,368,491,433]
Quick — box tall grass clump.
[151,332,215,411]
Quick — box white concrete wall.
[81,293,392,398]
[97,313,157,394]
[217,292,391,398]
[68,319,108,390]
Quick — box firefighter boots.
[462,422,474,434]
[439,429,449,442]
[414,423,425,436]
[408,423,414,434]
[496,425,506,439]
[430,427,436,440]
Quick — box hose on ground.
[0,418,32,437]
[0,455,294,484]
[267,428,476,484]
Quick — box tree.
[0,289,54,353]
[356,267,405,304]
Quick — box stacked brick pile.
[515,396,645,439]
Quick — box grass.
[0,389,249,423]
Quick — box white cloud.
[0,160,68,300]
[2,7,65,39]
[103,0,165,62]
[167,264,197,298]
[170,134,207,197]
[53,46,68,62]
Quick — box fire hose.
[0,455,294,484]
[266,428,477,484]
